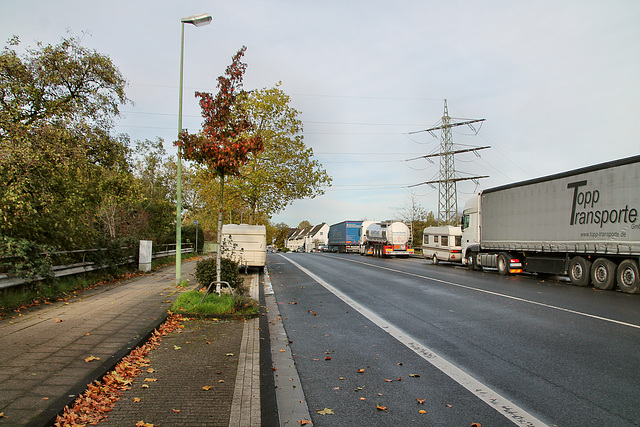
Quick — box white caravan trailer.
[422,225,463,265]
[221,224,266,269]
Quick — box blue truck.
[328,220,363,253]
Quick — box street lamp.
[176,13,212,285]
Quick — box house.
[284,223,329,252]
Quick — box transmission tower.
[408,99,489,225]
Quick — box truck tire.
[432,254,439,265]
[617,259,640,294]
[497,253,509,276]
[467,253,481,271]
[568,256,591,287]
[591,258,617,290]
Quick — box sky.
[2,0,639,228]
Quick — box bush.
[195,257,243,290]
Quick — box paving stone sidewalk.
[99,318,246,427]
[0,258,194,426]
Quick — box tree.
[396,192,437,246]
[0,35,127,134]
[229,84,331,223]
[0,36,131,248]
[265,221,291,249]
[298,220,312,229]
[176,46,263,292]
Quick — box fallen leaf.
[384,379,393,382]
[298,420,311,425]
[0,412,5,418]
[316,408,334,415]
[419,410,427,414]
[135,422,154,427]
[174,345,181,350]
[144,378,157,382]
[280,349,286,352]
[133,397,141,403]
[471,424,481,427]
[84,355,101,363]
[325,356,332,360]
[409,373,421,378]
[218,380,225,383]
[417,398,426,404]
[142,384,149,389]
[360,397,366,401]
[357,369,365,373]
[202,385,212,390]
[42,397,49,400]
[377,405,388,412]
[172,409,180,413]
[55,318,63,323]
[225,353,234,357]
[146,368,155,373]
[85,333,91,336]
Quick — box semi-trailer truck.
[461,155,640,293]
[361,221,414,257]
[328,220,363,253]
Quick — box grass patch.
[171,290,258,317]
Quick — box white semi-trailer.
[361,221,414,257]
[461,155,640,293]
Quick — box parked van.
[221,224,266,269]
[422,226,463,265]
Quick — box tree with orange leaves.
[176,46,262,290]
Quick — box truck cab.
[461,195,481,267]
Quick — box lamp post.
[176,13,212,285]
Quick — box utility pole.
[408,99,489,225]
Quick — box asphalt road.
[266,252,640,427]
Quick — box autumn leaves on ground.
[54,314,186,427]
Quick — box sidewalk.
[0,258,261,427]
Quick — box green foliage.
[195,257,243,289]
[0,35,137,251]
[0,236,54,282]
[180,224,205,253]
[228,83,332,222]
[171,290,258,316]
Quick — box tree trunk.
[215,174,225,295]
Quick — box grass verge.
[171,289,258,317]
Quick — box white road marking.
[337,256,640,330]
[282,255,549,427]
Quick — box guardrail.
[0,244,193,290]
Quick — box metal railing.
[0,243,193,290]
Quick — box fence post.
[139,240,153,272]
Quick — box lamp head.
[181,13,212,27]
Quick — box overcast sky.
[3,0,639,228]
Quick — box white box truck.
[422,226,463,265]
[461,155,640,293]
[221,224,266,269]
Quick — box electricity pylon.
[408,99,489,225]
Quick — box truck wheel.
[497,253,509,275]
[432,254,439,265]
[568,256,591,287]
[467,253,481,271]
[591,258,617,290]
[617,259,640,294]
